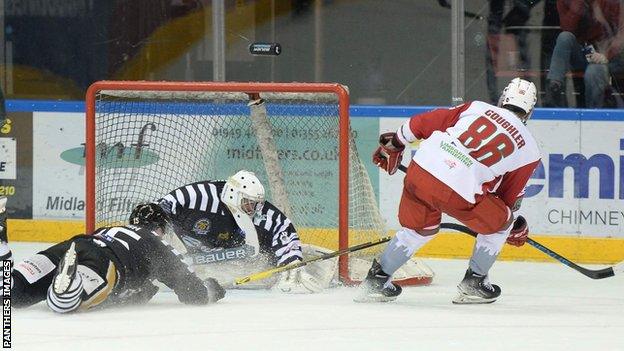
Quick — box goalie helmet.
[221,170,266,217]
[498,78,537,124]
[129,203,170,233]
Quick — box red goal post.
[85,80,433,286]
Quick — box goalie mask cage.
[85,81,432,286]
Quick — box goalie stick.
[397,164,623,280]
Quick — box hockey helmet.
[221,170,266,217]
[498,78,537,124]
[129,203,170,233]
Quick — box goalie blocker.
[133,182,434,294]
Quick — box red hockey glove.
[506,216,528,247]
[372,132,405,175]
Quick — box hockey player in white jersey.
[132,170,323,294]
[357,78,541,304]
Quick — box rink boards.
[2,101,624,264]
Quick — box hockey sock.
[46,273,84,313]
[468,229,510,276]
[379,228,435,276]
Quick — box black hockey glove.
[204,278,226,303]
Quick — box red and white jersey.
[396,101,541,206]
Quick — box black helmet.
[129,203,169,232]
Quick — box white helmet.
[221,170,266,217]
[498,78,537,123]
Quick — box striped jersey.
[157,180,303,266]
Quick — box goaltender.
[133,170,323,294]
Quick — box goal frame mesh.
[84,80,429,286]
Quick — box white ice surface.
[10,242,624,351]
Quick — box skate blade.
[452,293,497,304]
[53,243,77,294]
[353,292,397,303]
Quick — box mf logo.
[60,123,159,168]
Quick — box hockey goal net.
[85,81,433,286]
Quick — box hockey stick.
[229,235,392,287]
[439,222,621,279]
[398,164,623,279]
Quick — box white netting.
[89,84,432,285]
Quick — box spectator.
[545,0,624,108]
[484,0,559,105]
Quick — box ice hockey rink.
[9,242,623,351]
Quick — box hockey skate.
[353,259,402,303]
[452,268,501,304]
[52,242,79,295]
[0,196,11,263]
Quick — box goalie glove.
[274,267,323,294]
[372,132,405,175]
[506,216,528,247]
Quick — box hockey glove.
[204,278,226,303]
[506,216,528,247]
[275,267,323,294]
[372,132,405,175]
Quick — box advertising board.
[376,111,624,238]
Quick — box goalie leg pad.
[274,267,323,294]
[379,228,435,276]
